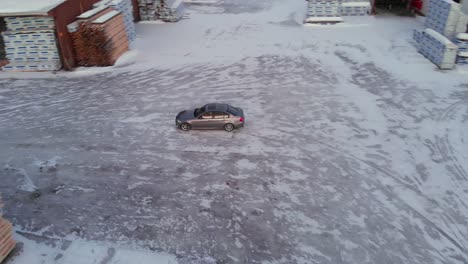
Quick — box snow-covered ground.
[1,0,468,263]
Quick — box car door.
[193,111,214,129]
[213,111,229,129]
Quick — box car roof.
[205,103,228,112]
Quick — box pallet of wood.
[0,194,16,263]
[69,9,129,67]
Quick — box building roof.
[0,0,66,17]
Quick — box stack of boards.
[0,196,15,263]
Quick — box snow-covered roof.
[77,5,107,19]
[0,0,66,17]
[92,10,120,24]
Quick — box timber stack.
[0,194,15,263]
[69,9,129,66]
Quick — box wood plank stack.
[0,194,16,263]
[69,9,129,66]
[91,11,130,65]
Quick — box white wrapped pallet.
[340,2,370,16]
[425,0,461,38]
[455,12,468,33]
[413,29,424,49]
[462,0,468,14]
[457,51,468,64]
[415,28,458,69]
[307,0,340,18]
[454,33,468,53]
[1,16,62,72]
[2,60,62,71]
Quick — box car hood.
[176,109,196,121]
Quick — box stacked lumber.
[94,0,136,42]
[69,10,129,66]
[69,6,114,66]
[1,17,61,71]
[0,194,16,263]
[91,11,130,65]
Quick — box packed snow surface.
[1,0,468,263]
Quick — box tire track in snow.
[248,130,468,256]
[435,101,468,182]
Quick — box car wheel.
[180,123,191,131]
[224,123,235,132]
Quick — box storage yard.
[0,0,468,263]
[0,0,185,72]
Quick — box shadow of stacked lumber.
[0,194,16,263]
[69,9,129,67]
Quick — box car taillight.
[239,117,244,122]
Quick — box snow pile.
[8,232,178,264]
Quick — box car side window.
[213,112,229,119]
[201,112,213,119]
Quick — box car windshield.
[227,105,239,115]
[194,107,205,117]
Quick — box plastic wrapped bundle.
[415,28,458,69]
[1,17,62,72]
[307,0,340,18]
[340,2,370,16]
[457,51,468,64]
[3,17,54,31]
[413,29,424,49]
[425,0,461,38]
[455,12,468,33]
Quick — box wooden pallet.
[0,217,15,263]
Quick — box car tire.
[224,123,235,132]
[180,123,191,131]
